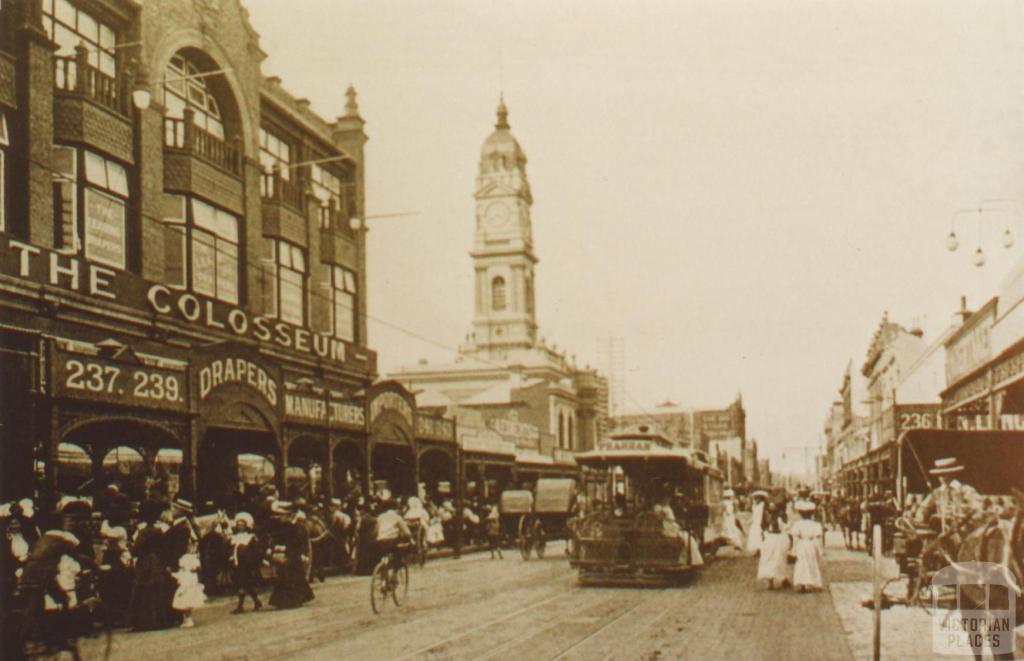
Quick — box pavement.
[61,530,969,660]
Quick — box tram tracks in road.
[269,557,575,660]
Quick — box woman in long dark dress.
[269,504,314,609]
[129,504,176,631]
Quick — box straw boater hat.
[751,490,769,500]
[723,489,735,498]
[233,512,255,528]
[270,500,294,515]
[929,457,964,476]
[171,498,194,515]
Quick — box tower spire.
[495,95,509,129]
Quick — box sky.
[244,0,1024,474]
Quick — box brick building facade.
[0,0,457,509]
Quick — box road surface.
[73,540,862,661]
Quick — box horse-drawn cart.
[499,478,576,560]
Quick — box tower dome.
[480,96,527,174]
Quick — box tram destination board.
[53,348,188,413]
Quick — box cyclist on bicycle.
[375,497,413,566]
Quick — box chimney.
[956,295,972,324]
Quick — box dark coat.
[269,520,313,609]
[129,524,178,630]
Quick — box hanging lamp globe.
[973,246,986,267]
[945,231,959,252]
[1003,228,1015,249]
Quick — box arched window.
[164,53,224,139]
[568,414,574,450]
[558,411,565,449]
[491,276,506,311]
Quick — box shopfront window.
[42,0,117,77]
[160,194,239,303]
[331,265,357,341]
[266,239,306,326]
[52,145,128,269]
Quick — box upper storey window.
[259,127,292,197]
[164,54,224,140]
[52,145,129,269]
[43,0,117,77]
[311,164,343,229]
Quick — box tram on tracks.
[569,430,724,586]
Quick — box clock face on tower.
[484,202,511,229]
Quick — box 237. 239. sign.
[54,350,188,412]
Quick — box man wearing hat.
[164,499,198,570]
[915,457,981,534]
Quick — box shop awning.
[899,429,1024,494]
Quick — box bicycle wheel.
[534,522,547,559]
[518,515,532,560]
[391,564,409,607]
[370,559,390,614]
[416,528,427,568]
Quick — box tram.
[569,430,724,586]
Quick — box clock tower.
[469,98,538,356]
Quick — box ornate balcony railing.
[261,171,305,212]
[53,55,122,114]
[163,113,242,176]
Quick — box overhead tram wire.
[25,153,597,376]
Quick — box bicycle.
[370,541,411,614]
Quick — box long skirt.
[722,516,744,549]
[269,560,314,609]
[792,538,823,590]
[129,555,178,630]
[757,532,790,582]
[746,504,764,554]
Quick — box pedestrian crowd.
[0,481,502,659]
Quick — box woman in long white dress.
[791,500,824,592]
[746,491,767,555]
[721,489,744,550]
[757,501,790,588]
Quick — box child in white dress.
[172,552,206,627]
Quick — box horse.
[946,489,1024,661]
[839,499,863,550]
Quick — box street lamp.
[946,201,1015,267]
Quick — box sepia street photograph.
[1,0,1024,659]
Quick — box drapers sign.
[283,384,365,430]
[53,346,188,413]
[198,356,277,407]
[0,236,375,374]
[369,391,414,427]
